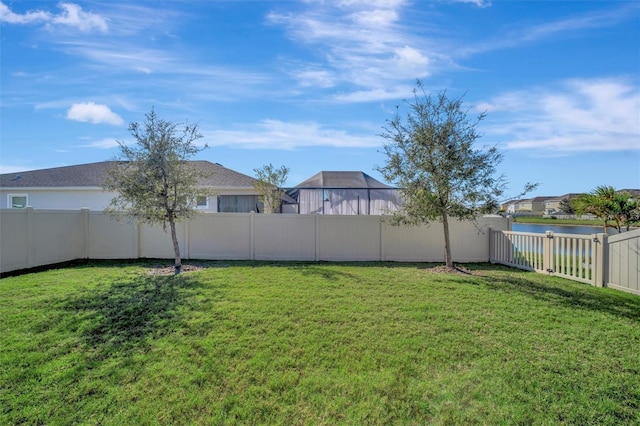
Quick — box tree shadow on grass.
[286,263,360,282]
[62,273,201,355]
[481,268,640,322]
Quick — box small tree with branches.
[103,108,210,274]
[573,186,640,233]
[378,81,535,269]
[253,163,290,214]
[559,198,576,215]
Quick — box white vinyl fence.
[490,228,640,295]
[1,208,509,274]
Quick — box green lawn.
[512,216,606,227]
[2,261,639,425]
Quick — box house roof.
[0,161,258,189]
[516,196,555,203]
[294,171,394,189]
[546,193,584,202]
[620,189,640,197]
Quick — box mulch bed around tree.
[145,263,209,276]
[143,261,480,276]
[423,264,481,275]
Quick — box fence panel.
[0,209,29,273]
[254,214,317,261]
[489,230,546,272]
[188,213,252,260]
[0,208,509,273]
[32,209,85,268]
[88,212,138,259]
[2,209,637,296]
[605,229,640,295]
[317,215,382,261]
[549,233,596,285]
[490,229,639,291]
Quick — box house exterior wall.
[545,199,562,214]
[506,200,547,215]
[532,201,546,213]
[517,201,534,212]
[0,189,117,210]
[0,188,260,213]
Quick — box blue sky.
[1,0,639,198]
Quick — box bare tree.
[103,108,210,274]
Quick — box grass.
[512,216,606,227]
[2,260,639,425]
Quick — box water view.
[512,223,615,235]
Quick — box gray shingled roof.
[0,161,258,189]
[294,171,394,189]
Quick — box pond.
[512,223,616,235]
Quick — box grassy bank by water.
[2,261,639,425]
[512,216,606,226]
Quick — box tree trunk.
[441,211,453,268]
[169,217,182,275]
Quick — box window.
[8,194,27,209]
[196,195,208,209]
[217,195,260,213]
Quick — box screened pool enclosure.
[284,171,401,215]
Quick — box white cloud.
[0,1,108,33]
[394,46,429,67]
[66,103,124,125]
[520,6,634,43]
[461,4,637,56]
[351,8,399,27]
[0,2,49,24]
[58,40,172,73]
[332,85,414,103]
[78,138,120,149]
[204,120,380,150]
[51,3,108,33]
[52,39,272,98]
[451,0,491,8]
[267,0,440,102]
[293,68,336,88]
[481,77,640,153]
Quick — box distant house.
[502,196,555,215]
[0,161,261,213]
[284,171,401,215]
[502,200,522,214]
[504,190,640,216]
[543,193,582,215]
[620,189,640,199]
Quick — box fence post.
[136,220,142,259]
[488,228,494,263]
[593,233,607,287]
[250,212,255,261]
[315,214,320,261]
[26,207,35,268]
[82,208,90,259]
[544,231,554,274]
[380,219,385,261]
[184,219,190,260]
